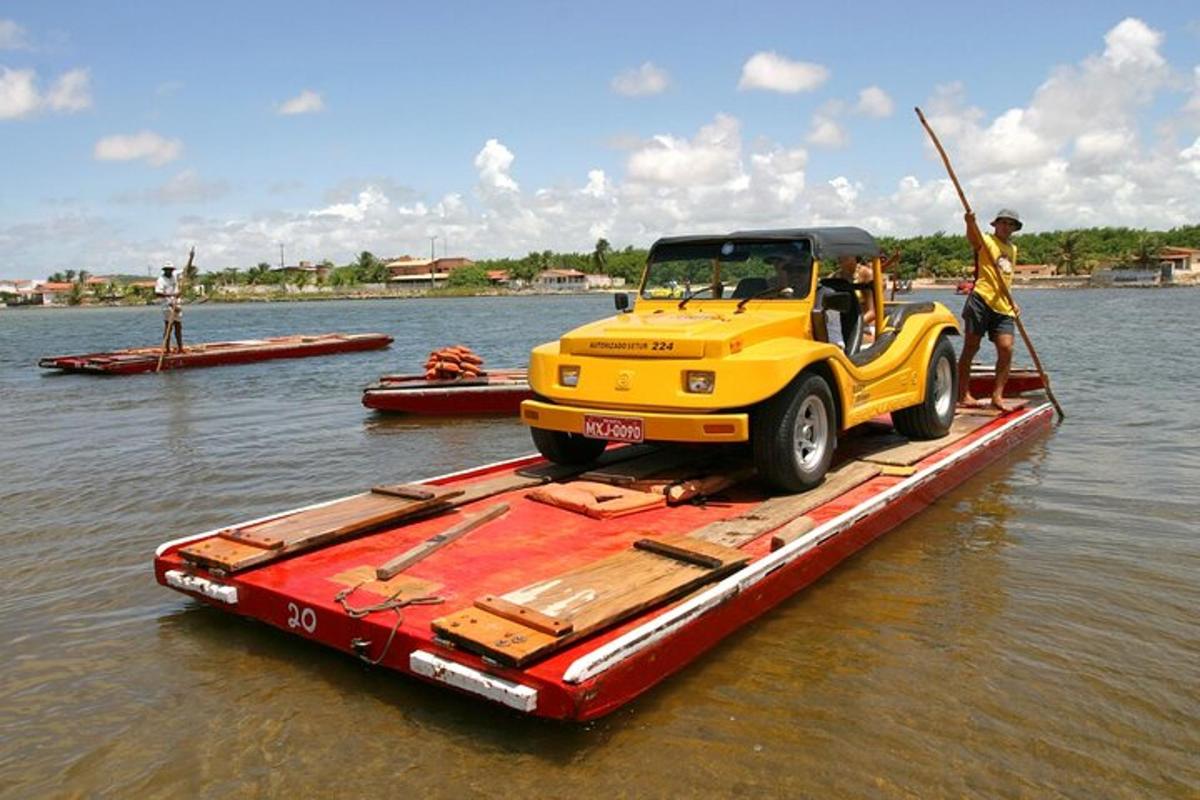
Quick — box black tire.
[752,372,837,493]
[530,426,607,465]
[893,335,957,440]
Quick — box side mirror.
[614,292,631,312]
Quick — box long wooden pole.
[914,107,1065,421]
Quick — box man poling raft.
[155,246,195,372]
[914,107,1065,421]
[424,345,488,381]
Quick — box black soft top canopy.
[650,226,880,261]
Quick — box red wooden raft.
[361,368,532,415]
[39,332,392,374]
[154,397,1054,720]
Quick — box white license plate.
[583,414,644,443]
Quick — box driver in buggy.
[766,253,812,297]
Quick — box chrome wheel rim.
[793,395,829,470]
[933,355,953,418]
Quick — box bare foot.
[990,396,1010,412]
[958,395,986,408]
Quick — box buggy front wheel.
[752,372,836,493]
[530,427,608,465]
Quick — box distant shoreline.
[6,279,1196,310]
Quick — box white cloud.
[1182,137,1200,179]
[0,67,38,118]
[738,51,829,93]
[311,186,390,222]
[0,65,92,118]
[474,138,519,193]
[94,131,183,166]
[45,68,91,111]
[1102,17,1164,69]
[278,89,324,115]
[627,114,743,186]
[855,86,894,118]
[582,169,610,197]
[9,17,1200,277]
[0,19,30,50]
[1186,66,1200,116]
[611,62,671,96]
[807,114,847,148]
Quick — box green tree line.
[44,223,1200,296]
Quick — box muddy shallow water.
[1,292,1196,798]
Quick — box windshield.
[641,239,814,302]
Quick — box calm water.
[1,292,1197,798]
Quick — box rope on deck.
[334,581,444,666]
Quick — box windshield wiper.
[735,286,790,312]
[678,286,716,309]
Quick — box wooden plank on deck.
[220,485,461,551]
[686,460,882,549]
[853,415,991,467]
[432,542,748,666]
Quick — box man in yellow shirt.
[958,209,1021,411]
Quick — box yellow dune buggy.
[521,227,960,491]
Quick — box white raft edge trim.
[153,452,544,557]
[164,569,239,604]
[562,403,1052,685]
[410,650,538,713]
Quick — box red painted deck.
[154,394,1054,720]
[39,333,392,374]
[362,369,532,415]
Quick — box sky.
[2,1,1199,279]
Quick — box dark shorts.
[962,292,1014,340]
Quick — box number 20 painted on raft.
[287,602,317,633]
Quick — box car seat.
[731,276,770,299]
[813,277,863,356]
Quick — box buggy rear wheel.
[892,335,957,439]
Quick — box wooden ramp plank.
[221,485,461,551]
[178,537,275,572]
[687,460,881,549]
[853,415,991,467]
[180,485,462,572]
[432,543,749,667]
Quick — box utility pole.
[429,235,438,288]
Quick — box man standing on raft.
[155,246,193,354]
[958,209,1021,411]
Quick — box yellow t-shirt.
[974,233,1016,316]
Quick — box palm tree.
[591,238,611,274]
[248,262,271,285]
[1056,231,1088,276]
